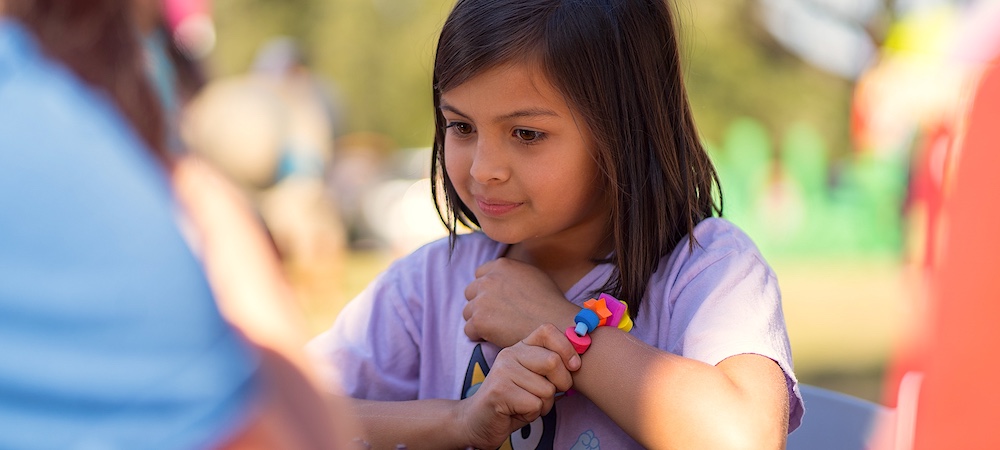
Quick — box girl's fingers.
[463,277,478,301]
[501,352,559,398]
[463,317,483,342]
[501,341,574,394]
[522,323,583,372]
[491,352,555,418]
[462,299,474,321]
[474,260,496,278]
[506,376,551,419]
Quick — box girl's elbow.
[648,416,784,450]
[715,415,787,450]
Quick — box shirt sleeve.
[308,264,423,401]
[663,221,804,432]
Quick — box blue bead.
[574,308,599,333]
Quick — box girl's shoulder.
[688,217,762,255]
[660,217,772,280]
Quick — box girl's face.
[441,61,610,252]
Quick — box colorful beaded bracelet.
[564,293,633,354]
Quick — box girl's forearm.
[349,398,470,450]
[572,327,788,449]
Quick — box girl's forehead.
[441,61,562,102]
[442,54,554,90]
[440,63,566,115]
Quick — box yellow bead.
[616,302,634,332]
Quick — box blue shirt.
[0,19,259,449]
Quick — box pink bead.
[565,326,592,354]
[601,293,626,327]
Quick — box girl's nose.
[469,137,510,184]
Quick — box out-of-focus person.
[868,1,1000,448]
[182,36,347,289]
[134,0,214,154]
[905,48,1000,450]
[0,0,354,447]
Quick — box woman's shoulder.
[0,20,156,172]
[1,21,119,124]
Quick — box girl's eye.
[446,122,474,135]
[514,129,544,143]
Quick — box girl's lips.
[476,198,522,217]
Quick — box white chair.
[787,384,894,450]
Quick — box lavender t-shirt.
[309,218,804,448]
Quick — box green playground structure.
[709,118,910,259]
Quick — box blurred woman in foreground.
[0,1,352,447]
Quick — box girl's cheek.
[444,143,471,177]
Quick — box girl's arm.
[574,327,789,449]
[346,325,582,450]
[463,258,581,347]
[463,254,794,448]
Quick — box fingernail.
[570,354,581,370]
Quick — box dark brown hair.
[431,0,723,316]
[6,0,169,163]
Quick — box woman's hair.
[6,0,169,163]
[431,0,723,316]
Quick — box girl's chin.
[478,227,523,245]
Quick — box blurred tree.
[676,0,854,159]
[210,0,446,149]
[207,0,859,157]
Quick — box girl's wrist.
[564,293,632,354]
[547,300,584,336]
[510,300,577,348]
[451,397,482,450]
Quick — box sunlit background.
[166,0,987,404]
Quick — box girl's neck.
[504,233,613,294]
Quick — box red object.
[162,0,210,31]
[909,58,1000,449]
[565,327,591,354]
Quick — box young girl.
[309,0,804,448]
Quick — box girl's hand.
[463,258,580,348]
[459,324,581,448]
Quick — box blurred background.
[154,0,989,403]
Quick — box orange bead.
[583,298,612,327]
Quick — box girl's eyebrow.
[440,103,560,123]
[495,108,559,123]
[439,103,469,118]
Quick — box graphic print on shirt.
[462,343,557,450]
[570,430,601,450]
